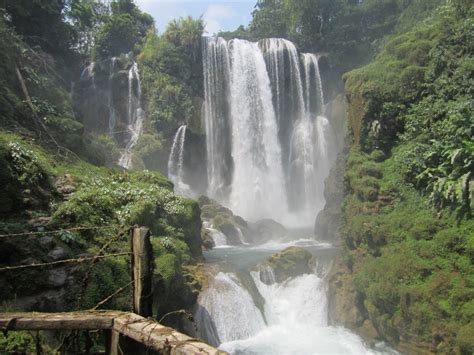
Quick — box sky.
[134,0,256,35]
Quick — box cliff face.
[323,3,474,354]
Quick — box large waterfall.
[197,37,393,355]
[203,37,337,225]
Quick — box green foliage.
[2,0,74,57]
[245,0,443,74]
[344,2,473,211]
[0,331,36,353]
[138,17,204,134]
[249,0,288,39]
[94,14,141,59]
[92,0,153,59]
[81,257,130,309]
[66,0,110,56]
[152,235,202,318]
[0,137,54,215]
[132,133,165,169]
[343,148,474,349]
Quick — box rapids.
[195,237,395,354]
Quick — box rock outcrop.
[259,247,313,284]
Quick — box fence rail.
[0,311,225,354]
[0,227,224,354]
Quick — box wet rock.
[55,174,78,200]
[315,152,346,241]
[47,267,67,287]
[327,257,366,329]
[251,219,287,243]
[199,196,248,245]
[260,246,313,283]
[48,246,67,261]
[38,236,55,248]
[201,228,216,250]
[216,222,241,245]
[15,289,67,312]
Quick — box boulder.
[47,267,68,288]
[260,247,313,283]
[251,219,287,243]
[48,247,68,261]
[199,196,249,245]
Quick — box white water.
[198,37,382,354]
[302,53,324,115]
[203,37,232,202]
[168,125,193,196]
[118,62,145,169]
[196,272,266,346]
[221,272,369,354]
[203,38,338,225]
[108,57,117,135]
[197,242,382,354]
[228,39,288,221]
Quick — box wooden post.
[130,227,154,317]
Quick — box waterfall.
[219,271,371,354]
[108,57,117,135]
[260,39,306,123]
[118,62,145,169]
[196,272,266,346]
[302,53,324,115]
[196,250,375,354]
[168,125,192,196]
[203,37,232,202]
[228,39,288,221]
[203,37,337,225]
[286,52,336,217]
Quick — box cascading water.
[168,125,193,196]
[196,240,388,354]
[118,62,145,169]
[302,53,324,115]
[197,37,393,354]
[203,38,337,224]
[228,39,288,221]
[108,57,117,135]
[203,37,232,202]
[196,272,266,346]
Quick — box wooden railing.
[0,311,224,354]
[0,227,225,354]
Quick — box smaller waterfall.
[215,267,371,354]
[108,57,117,135]
[302,53,324,115]
[168,125,192,196]
[196,272,266,346]
[118,62,145,169]
[202,221,228,247]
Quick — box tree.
[249,0,288,39]
[92,0,153,59]
[1,0,74,57]
[66,0,110,57]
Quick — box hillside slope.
[324,2,473,353]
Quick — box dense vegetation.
[0,0,472,353]
[338,2,473,352]
[0,0,204,350]
[221,0,445,89]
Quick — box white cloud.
[203,4,236,35]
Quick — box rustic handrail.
[0,311,226,354]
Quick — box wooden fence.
[0,227,225,354]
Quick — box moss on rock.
[262,247,313,283]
